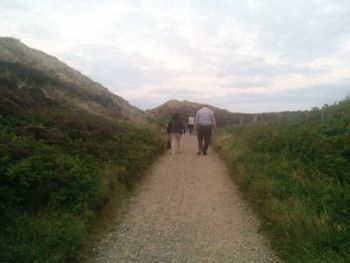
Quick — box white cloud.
[0,0,349,112]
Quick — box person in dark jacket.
[167,111,185,154]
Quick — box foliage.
[213,99,350,263]
[0,74,164,262]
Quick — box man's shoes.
[203,151,207,155]
[197,151,202,155]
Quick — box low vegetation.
[0,74,164,262]
[214,99,350,262]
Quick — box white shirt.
[188,116,195,125]
[195,107,216,126]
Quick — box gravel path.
[93,134,282,263]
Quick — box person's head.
[171,111,180,120]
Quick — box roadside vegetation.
[214,99,350,263]
[0,74,164,262]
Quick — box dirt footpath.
[93,134,282,263]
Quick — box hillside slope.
[0,37,143,122]
[0,38,164,262]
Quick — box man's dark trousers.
[197,125,212,154]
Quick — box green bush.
[0,79,164,262]
[214,99,350,263]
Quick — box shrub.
[214,99,350,263]
[0,83,164,262]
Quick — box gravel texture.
[93,134,282,263]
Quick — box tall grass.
[213,99,350,263]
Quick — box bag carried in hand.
[167,139,171,149]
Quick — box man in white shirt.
[194,107,216,155]
[187,115,195,135]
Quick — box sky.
[1,0,350,113]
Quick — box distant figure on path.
[194,107,216,155]
[167,111,185,154]
[187,115,195,135]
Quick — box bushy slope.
[0,40,164,262]
[0,37,144,122]
[0,76,164,262]
[214,99,350,262]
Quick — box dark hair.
[171,111,180,120]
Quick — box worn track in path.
[94,134,282,263]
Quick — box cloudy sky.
[1,0,350,112]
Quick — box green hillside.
[0,38,164,262]
[0,37,144,122]
[214,99,350,262]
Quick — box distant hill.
[147,99,314,127]
[0,37,144,122]
[147,99,257,126]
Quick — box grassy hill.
[0,37,144,122]
[214,99,350,262]
[0,38,164,262]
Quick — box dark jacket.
[167,119,185,134]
